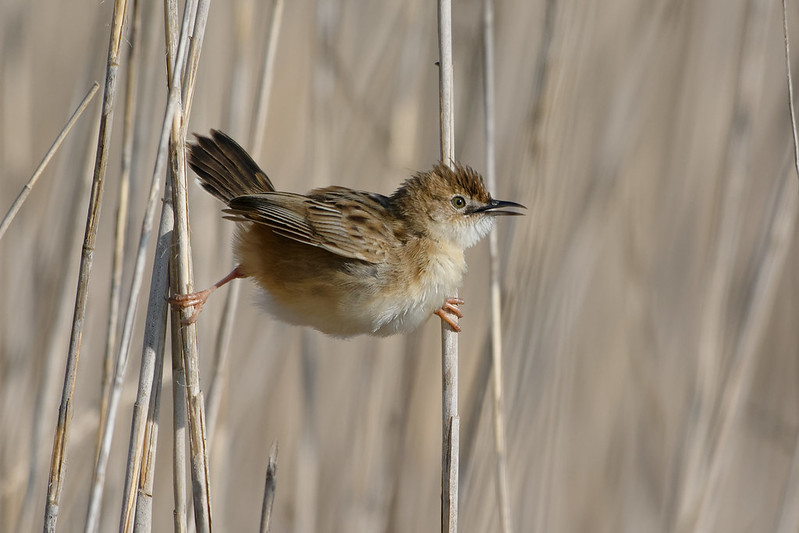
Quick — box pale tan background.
[2,0,799,532]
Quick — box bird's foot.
[435,297,464,332]
[168,288,213,324]
[168,266,245,324]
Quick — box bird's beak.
[474,199,527,216]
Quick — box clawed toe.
[169,292,205,307]
[441,301,463,319]
[168,290,211,324]
[435,297,465,332]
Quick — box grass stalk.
[121,180,172,532]
[250,0,285,152]
[130,176,173,533]
[163,2,189,530]
[295,334,320,533]
[437,0,458,531]
[16,98,102,533]
[764,4,799,532]
[94,0,199,526]
[0,82,99,241]
[85,0,207,526]
[85,0,143,529]
[169,303,189,533]
[258,442,279,533]
[43,1,129,529]
[784,0,799,180]
[481,0,513,531]
[97,0,141,457]
[168,1,213,529]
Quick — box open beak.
[474,199,527,216]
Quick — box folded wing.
[225,188,396,263]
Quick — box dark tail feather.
[188,129,275,203]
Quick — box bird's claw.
[168,290,211,324]
[435,297,464,332]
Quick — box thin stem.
[43,1,129,530]
[86,0,142,529]
[163,2,189,531]
[258,442,279,533]
[84,0,204,527]
[250,0,285,152]
[169,2,214,530]
[482,0,513,531]
[169,293,189,533]
[124,181,172,533]
[0,82,99,241]
[784,0,799,180]
[437,0,458,531]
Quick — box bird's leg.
[169,265,245,324]
[435,297,464,332]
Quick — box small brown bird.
[171,130,524,337]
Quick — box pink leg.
[434,297,465,332]
[169,265,245,324]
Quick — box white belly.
[255,243,467,337]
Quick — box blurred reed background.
[2,0,799,531]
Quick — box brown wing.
[225,188,396,263]
[189,130,275,202]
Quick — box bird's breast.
[367,240,466,335]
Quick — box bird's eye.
[451,195,466,209]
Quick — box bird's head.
[392,163,525,249]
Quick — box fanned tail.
[188,129,275,203]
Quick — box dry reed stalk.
[481,0,513,531]
[96,0,141,459]
[250,0,285,151]
[168,1,213,529]
[0,82,99,241]
[84,1,143,529]
[16,98,103,533]
[766,4,799,532]
[163,2,189,530]
[384,336,423,533]
[437,0,458,531]
[87,0,207,526]
[98,0,142,442]
[43,1,129,530]
[118,3,184,531]
[96,0,201,528]
[133,364,166,533]
[784,0,799,179]
[129,177,173,533]
[259,442,279,533]
[296,332,320,533]
[169,305,189,533]
[121,180,172,532]
[123,5,173,532]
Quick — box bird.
[170,129,525,337]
